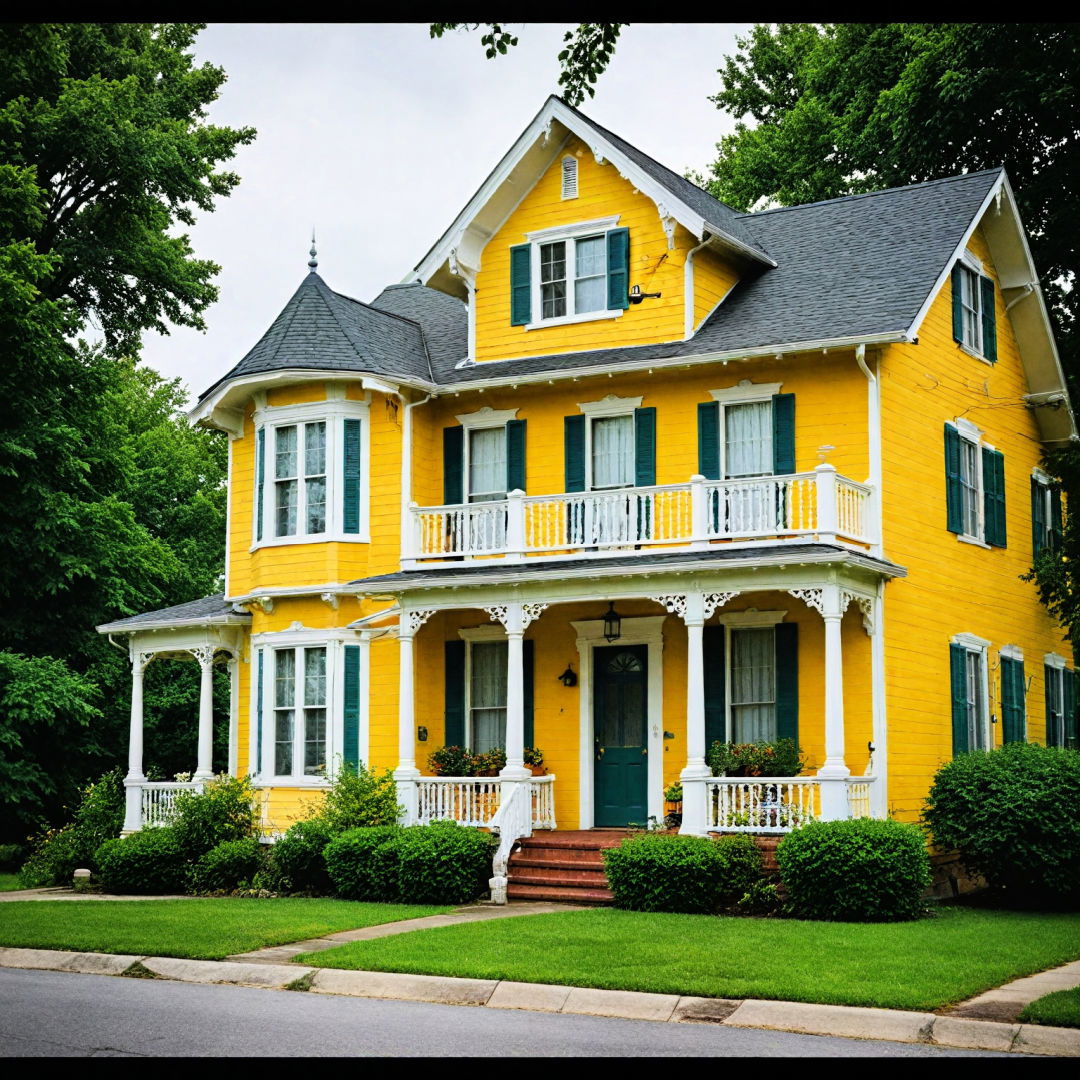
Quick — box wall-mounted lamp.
[417,725,428,743]
[628,284,661,304]
[557,663,578,687]
[603,602,622,643]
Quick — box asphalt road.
[0,968,1006,1058]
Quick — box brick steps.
[507,883,614,904]
[507,829,624,905]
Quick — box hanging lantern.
[603,602,622,643]
[557,663,578,687]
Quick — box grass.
[0,873,26,892]
[0,898,452,960]
[1020,987,1080,1029]
[298,905,1080,1012]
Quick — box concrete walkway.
[947,958,1080,1023]
[226,901,587,964]
[0,887,192,902]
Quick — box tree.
[0,24,250,839]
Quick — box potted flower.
[663,780,683,829]
[524,746,546,776]
[474,747,506,777]
[427,745,475,777]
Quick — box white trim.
[577,393,643,417]
[525,216,620,243]
[227,655,239,777]
[224,436,234,597]
[957,534,992,550]
[869,583,887,817]
[1044,652,1067,671]
[1032,466,1052,485]
[251,627,361,647]
[952,416,984,441]
[356,634,371,766]
[573,615,665,829]
[717,609,787,627]
[455,406,519,429]
[952,632,992,650]
[952,634,992,752]
[999,644,1024,661]
[959,249,985,275]
[524,309,623,332]
[459,624,508,642]
[709,380,783,404]
[684,236,711,339]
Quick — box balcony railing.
[406,464,871,563]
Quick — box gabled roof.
[97,594,250,634]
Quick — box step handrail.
[487,779,533,905]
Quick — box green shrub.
[192,837,265,893]
[95,828,188,894]
[393,820,494,904]
[309,760,401,832]
[736,879,782,916]
[272,819,338,894]
[172,775,259,859]
[0,843,21,871]
[924,743,1080,905]
[19,769,125,886]
[777,818,930,921]
[325,826,404,900]
[603,833,762,914]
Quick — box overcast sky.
[140,23,753,401]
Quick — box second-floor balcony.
[406,464,873,565]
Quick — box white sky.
[140,23,753,401]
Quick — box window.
[729,627,776,742]
[469,641,507,753]
[274,646,327,778]
[468,427,507,503]
[1044,656,1075,748]
[509,219,628,328]
[590,414,634,490]
[999,650,1026,745]
[944,420,1006,547]
[1031,472,1063,557]
[253,399,368,546]
[950,636,990,755]
[723,401,773,479]
[951,255,997,362]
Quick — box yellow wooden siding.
[880,223,1071,821]
[693,246,741,331]
[473,136,695,363]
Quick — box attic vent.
[561,156,578,200]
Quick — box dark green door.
[594,644,648,826]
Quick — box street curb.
[0,948,1077,1056]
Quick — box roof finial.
[308,229,318,272]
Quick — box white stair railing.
[529,774,557,829]
[487,780,534,905]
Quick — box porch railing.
[406,465,871,562]
[140,781,203,828]
[705,775,875,833]
[415,775,557,831]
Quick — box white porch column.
[818,583,850,819]
[192,646,216,781]
[680,593,710,835]
[123,649,151,834]
[395,609,434,824]
[227,654,239,777]
[488,603,546,782]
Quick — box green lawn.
[0,874,25,892]
[1020,987,1080,1029]
[298,906,1080,1012]
[0,898,452,960]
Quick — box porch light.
[603,602,622,642]
[558,663,578,687]
[628,284,661,304]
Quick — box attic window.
[561,157,578,200]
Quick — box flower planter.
[529,765,547,777]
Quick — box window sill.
[525,309,623,331]
[250,533,370,552]
[958,343,994,366]
[252,777,332,789]
[957,533,992,550]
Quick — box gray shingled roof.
[97,594,250,633]
[368,282,467,373]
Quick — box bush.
[736,879,782,916]
[19,769,125,887]
[192,837,265,893]
[310,760,401,832]
[271,819,338,894]
[427,745,475,777]
[172,775,259,859]
[95,828,188,894]
[393,820,494,904]
[777,818,930,921]
[924,743,1080,905]
[325,826,404,900]
[0,843,21,871]
[603,833,762,914]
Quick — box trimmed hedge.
[325,826,402,901]
[602,833,762,914]
[777,818,930,921]
[924,743,1080,905]
[192,837,265,893]
[271,819,338,894]
[95,827,188,895]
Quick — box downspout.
[400,390,434,568]
[855,343,883,557]
[684,235,712,339]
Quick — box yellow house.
[99,97,1077,903]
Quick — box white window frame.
[457,406,519,502]
[950,417,994,548]
[956,250,993,365]
[998,644,1027,742]
[952,632,992,752]
[523,216,624,331]
[251,629,359,786]
[1032,468,1056,555]
[709,381,784,479]
[578,394,642,491]
[459,625,509,752]
[252,394,370,549]
[718,610,787,745]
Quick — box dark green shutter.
[510,244,531,325]
[772,393,796,475]
[951,643,969,756]
[506,419,527,493]
[255,428,265,542]
[343,419,362,534]
[634,406,656,487]
[443,426,464,504]
[1051,486,1064,551]
[255,649,264,774]
[703,626,726,748]
[980,275,997,363]
[342,644,361,768]
[1000,655,1025,744]
[1066,669,1078,748]
[951,264,965,343]
[697,402,720,480]
[982,447,1006,547]
[944,424,964,534]
[775,623,798,743]
[606,227,630,310]
[1032,477,1047,557]
[444,640,466,747]
[564,414,586,492]
[523,639,535,749]
[1045,663,1059,747]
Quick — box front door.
[593,644,648,826]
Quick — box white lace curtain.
[724,401,772,477]
[469,428,506,501]
[470,641,507,752]
[592,414,634,488]
[730,627,776,742]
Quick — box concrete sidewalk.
[0,946,1075,1056]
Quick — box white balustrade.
[140,782,203,828]
[704,775,876,833]
[408,469,872,560]
[416,777,502,827]
[529,774,557,830]
[846,778,876,819]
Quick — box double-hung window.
[273,645,327,778]
[951,253,997,363]
[1044,655,1076,748]
[469,640,508,753]
[1031,471,1064,558]
[468,427,508,503]
[944,419,1006,547]
[253,397,368,546]
[949,635,991,755]
[729,627,777,742]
